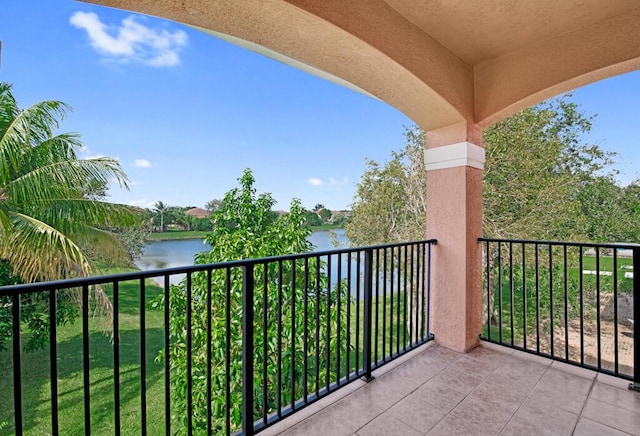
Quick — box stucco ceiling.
[382,0,639,65]
[83,0,640,131]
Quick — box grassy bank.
[148,226,343,241]
[147,230,209,240]
[2,255,418,434]
[0,266,167,435]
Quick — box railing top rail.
[478,237,640,250]
[0,238,437,295]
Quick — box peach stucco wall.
[426,164,483,352]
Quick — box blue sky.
[1,1,639,211]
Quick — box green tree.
[318,207,332,222]
[0,82,141,350]
[152,201,169,232]
[304,209,322,227]
[348,97,629,245]
[0,82,140,283]
[160,169,347,433]
[346,125,426,245]
[205,198,224,212]
[482,96,616,241]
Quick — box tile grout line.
[354,347,466,435]
[496,357,553,435]
[421,348,513,436]
[275,343,439,435]
[570,377,635,436]
[569,373,597,435]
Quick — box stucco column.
[425,123,484,352]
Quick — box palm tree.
[0,82,141,283]
[153,201,169,232]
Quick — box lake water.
[136,229,349,278]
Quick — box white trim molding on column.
[424,142,485,171]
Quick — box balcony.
[0,238,637,435]
[261,342,640,436]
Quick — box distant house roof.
[185,207,209,218]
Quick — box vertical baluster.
[140,279,147,435]
[509,242,514,346]
[49,288,59,436]
[549,245,554,357]
[613,251,619,375]
[290,261,297,410]
[427,242,433,339]
[315,256,320,394]
[242,265,255,436]
[535,243,540,353]
[336,253,342,385]
[408,244,414,347]
[346,253,352,381]
[498,243,503,343]
[12,292,22,436]
[356,252,361,374]
[207,270,213,434]
[403,245,408,350]
[163,276,170,436]
[631,247,640,391]
[186,273,193,436]
[389,250,394,356]
[563,245,569,362]
[303,258,309,401]
[374,249,380,362]
[326,254,332,391]
[82,284,91,435]
[596,250,601,369]
[579,247,584,366]
[226,268,233,434]
[522,243,527,350]
[276,262,282,417]
[382,248,388,360]
[486,241,491,340]
[362,250,373,381]
[262,263,268,425]
[420,243,429,340]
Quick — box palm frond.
[9,157,131,207]
[19,198,141,235]
[0,98,72,185]
[68,225,134,267]
[0,211,92,283]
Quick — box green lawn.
[1,268,418,434]
[581,254,633,272]
[147,230,209,240]
[0,268,167,435]
[483,254,634,345]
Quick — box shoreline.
[147,226,344,241]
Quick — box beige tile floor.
[260,341,640,436]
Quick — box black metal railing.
[479,238,638,391]
[0,239,436,435]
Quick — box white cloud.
[329,177,348,186]
[70,11,188,67]
[308,177,324,186]
[79,146,110,160]
[134,158,152,168]
[128,199,155,208]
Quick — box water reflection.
[136,229,348,285]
